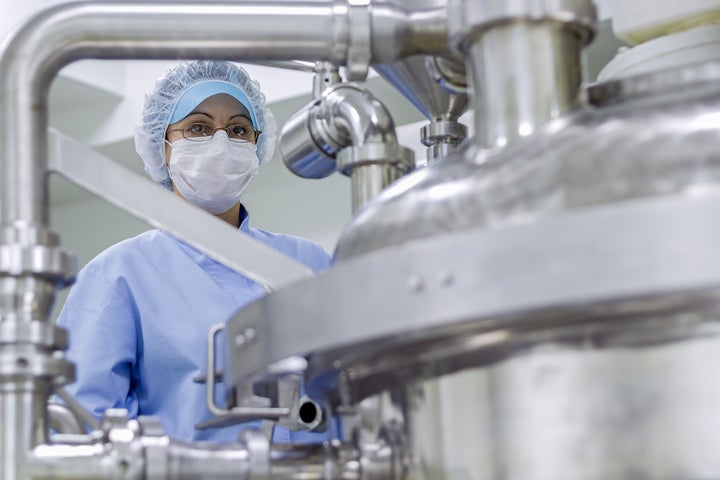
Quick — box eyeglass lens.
[183,122,259,143]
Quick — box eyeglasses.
[168,122,262,144]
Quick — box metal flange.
[0,226,77,284]
[448,0,597,52]
[0,348,74,386]
[346,0,372,81]
[0,321,68,349]
[420,120,468,146]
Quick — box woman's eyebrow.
[186,111,213,120]
[229,114,252,123]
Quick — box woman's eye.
[229,124,249,138]
[187,123,210,135]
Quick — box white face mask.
[167,131,260,214]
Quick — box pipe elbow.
[280,84,403,179]
[48,403,85,435]
[322,84,398,147]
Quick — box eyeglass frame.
[167,121,262,144]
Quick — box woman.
[57,60,334,443]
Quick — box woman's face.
[164,93,254,166]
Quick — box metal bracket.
[196,323,290,430]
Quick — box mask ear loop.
[163,138,176,188]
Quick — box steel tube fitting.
[421,120,468,164]
[280,100,342,179]
[281,84,414,211]
[282,84,405,177]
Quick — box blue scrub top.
[57,207,334,443]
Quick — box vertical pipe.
[0,380,51,480]
[351,164,407,214]
[468,22,584,150]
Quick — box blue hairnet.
[134,61,277,188]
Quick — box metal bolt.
[117,458,130,473]
[235,328,257,348]
[408,275,425,293]
[438,270,455,287]
[244,328,257,343]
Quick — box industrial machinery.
[3,0,720,479]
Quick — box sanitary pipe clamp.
[0,320,74,385]
[336,143,414,177]
[426,55,468,95]
[347,0,372,81]
[420,121,468,147]
[0,226,77,285]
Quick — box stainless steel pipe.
[281,84,414,212]
[468,23,584,150]
[350,163,408,213]
[1,381,53,480]
[0,319,74,480]
[24,415,383,480]
[47,404,84,435]
[280,84,402,175]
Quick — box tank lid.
[588,59,720,106]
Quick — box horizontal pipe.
[243,60,318,73]
[165,440,252,480]
[22,443,116,480]
[0,0,448,229]
[25,428,373,480]
[370,2,450,61]
[25,437,252,480]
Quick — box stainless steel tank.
[227,59,720,480]
[336,59,720,261]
